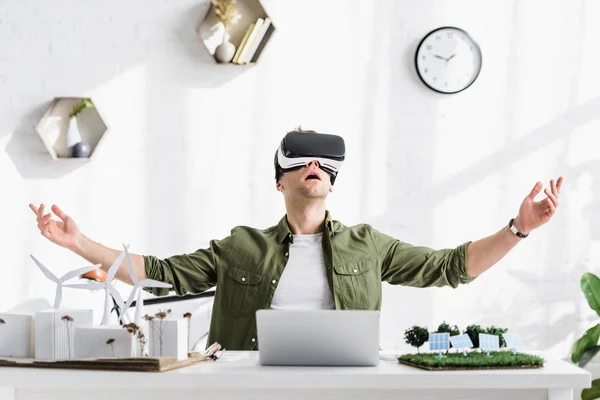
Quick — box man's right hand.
[29,204,82,252]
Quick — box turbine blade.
[30,255,58,282]
[107,247,127,283]
[64,283,105,290]
[123,285,139,312]
[54,284,62,309]
[60,264,101,282]
[108,285,127,316]
[123,244,138,285]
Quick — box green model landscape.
[400,322,545,370]
[399,351,544,370]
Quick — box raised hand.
[514,177,563,235]
[29,204,82,252]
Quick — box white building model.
[30,255,100,360]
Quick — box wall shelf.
[35,97,107,161]
[199,0,276,65]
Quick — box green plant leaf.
[579,345,600,368]
[572,324,600,364]
[83,99,94,108]
[582,273,600,317]
[582,378,600,400]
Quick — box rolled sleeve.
[371,227,476,288]
[143,236,230,296]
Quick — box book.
[249,23,275,63]
[237,17,264,64]
[232,23,254,64]
[244,17,271,63]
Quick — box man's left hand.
[514,176,563,235]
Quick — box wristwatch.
[509,218,529,238]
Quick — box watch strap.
[509,218,528,238]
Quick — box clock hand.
[433,54,446,60]
[446,54,456,62]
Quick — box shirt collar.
[277,210,335,244]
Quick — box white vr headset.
[276,131,345,184]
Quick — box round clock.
[415,26,482,94]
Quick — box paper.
[215,351,250,362]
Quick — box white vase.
[64,116,82,157]
[214,32,236,63]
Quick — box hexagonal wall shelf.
[199,0,276,64]
[35,97,107,161]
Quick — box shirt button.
[252,338,256,342]
[353,269,358,273]
[272,279,277,284]
[285,252,289,257]
[241,277,246,282]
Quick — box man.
[29,128,563,350]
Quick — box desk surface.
[0,352,590,390]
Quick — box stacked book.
[232,17,274,64]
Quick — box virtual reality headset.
[277,131,345,184]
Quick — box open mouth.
[305,172,321,181]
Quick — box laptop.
[256,309,380,366]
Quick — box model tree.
[435,321,460,349]
[436,321,460,336]
[464,324,484,348]
[404,326,429,354]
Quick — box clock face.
[415,27,482,94]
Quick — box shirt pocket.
[333,259,378,309]
[226,265,263,317]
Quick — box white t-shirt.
[270,233,335,310]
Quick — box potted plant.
[211,0,241,63]
[64,98,94,158]
[571,272,600,399]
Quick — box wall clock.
[415,26,482,94]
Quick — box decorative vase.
[64,116,91,158]
[214,31,236,63]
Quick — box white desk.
[0,352,591,400]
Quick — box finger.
[544,188,558,207]
[550,179,557,197]
[38,204,45,223]
[38,213,52,229]
[545,198,556,215]
[40,213,53,226]
[51,204,68,222]
[527,182,543,200]
[39,219,52,232]
[556,176,563,194]
[29,204,39,215]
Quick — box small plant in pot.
[64,98,94,158]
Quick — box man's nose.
[306,160,320,168]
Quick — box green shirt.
[144,211,475,350]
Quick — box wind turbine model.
[122,244,172,326]
[63,247,129,325]
[30,255,101,309]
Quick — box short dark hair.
[274,126,321,184]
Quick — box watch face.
[415,27,482,94]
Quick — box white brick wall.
[0,0,599,368]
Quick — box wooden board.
[0,352,213,373]
[399,360,544,371]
